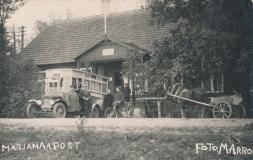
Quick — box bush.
[0,56,42,118]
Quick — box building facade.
[21,9,173,93]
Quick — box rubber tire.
[26,102,41,118]
[104,107,113,118]
[232,105,246,118]
[104,107,122,118]
[127,108,135,118]
[53,102,67,118]
[89,106,101,118]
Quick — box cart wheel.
[240,105,246,118]
[53,102,67,118]
[212,101,232,119]
[89,106,101,118]
[26,102,41,118]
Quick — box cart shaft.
[167,94,214,107]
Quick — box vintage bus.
[26,68,109,118]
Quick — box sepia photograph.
[0,0,253,159]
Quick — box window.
[84,80,90,90]
[49,82,57,87]
[38,72,46,83]
[72,78,77,89]
[98,83,102,92]
[102,84,106,94]
[73,78,82,90]
[91,81,95,91]
[60,78,63,87]
[78,78,82,90]
[91,75,96,80]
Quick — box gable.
[78,42,128,63]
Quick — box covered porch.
[75,39,148,94]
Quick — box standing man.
[123,83,131,102]
[103,89,114,111]
[68,85,80,114]
[78,85,91,117]
[114,87,124,109]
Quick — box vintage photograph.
[0,0,253,159]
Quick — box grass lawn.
[0,121,253,160]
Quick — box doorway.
[114,72,123,89]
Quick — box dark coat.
[123,86,131,102]
[114,91,124,102]
[103,93,114,109]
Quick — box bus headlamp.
[36,100,42,106]
[49,100,55,105]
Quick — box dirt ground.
[0,118,252,132]
[0,118,253,160]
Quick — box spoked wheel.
[26,102,41,118]
[104,107,113,118]
[239,105,246,118]
[89,106,101,118]
[212,101,232,119]
[127,108,135,118]
[232,105,246,118]
[53,102,67,118]
[104,107,121,118]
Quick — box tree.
[150,0,252,99]
[123,0,252,105]
[0,0,28,117]
[1,56,42,117]
[0,0,25,55]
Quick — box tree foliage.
[0,0,25,55]
[0,56,42,117]
[124,0,252,100]
[0,0,42,117]
[149,0,252,97]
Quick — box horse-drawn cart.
[209,95,246,118]
[137,83,246,118]
[166,93,246,118]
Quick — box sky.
[6,0,146,44]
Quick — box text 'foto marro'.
[196,142,253,156]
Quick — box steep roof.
[21,9,174,65]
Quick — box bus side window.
[72,78,77,89]
[60,78,63,87]
[84,80,90,90]
[102,84,106,93]
[50,82,57,87]
[78,78,82,90]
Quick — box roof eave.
[37,60,76,66]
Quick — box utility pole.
[102,0,110,44]
[18,26,26,51]
[21,26,25,50]
[12,25,16,55]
